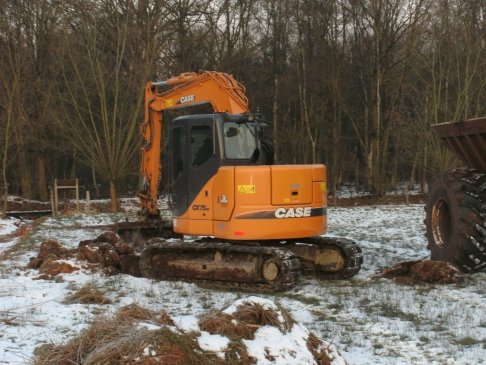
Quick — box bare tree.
[57,0,161,211]
[341,0,427,195]
[0,41,21,217]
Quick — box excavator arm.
[138,71,250,216]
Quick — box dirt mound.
[381,259,461,284]
[32,298,347,365]
[79,231,141,276]
[29,232,141,279]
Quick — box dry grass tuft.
[115,303,154,322]
[224,340,254,365]
[199,312,254,340]
[32,305,238,365]
[64,283,111,305]
[233,303,293,332]
[156,309,175,326]
[197,301,297,364]
[33,317,141,364]
[306,332,344,365]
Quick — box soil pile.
[28,231,141,279]
[381,259,461,284]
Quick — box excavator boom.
[139,71,249,216]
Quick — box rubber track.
[139,240,301,292]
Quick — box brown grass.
[156,309,175,326]
[198,312,254,364]
[114,303,153,321]
[233,303,293,332]
[64,283,111,305]
[224,340,254,365]
[198,301,297,365]
[199,312,255,340]
[32,304,241,365]
[306,332,335,365]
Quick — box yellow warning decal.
[320,182,327,192]
[165,99,175,107]
[238,184,256,194]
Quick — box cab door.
[170,115,221,219]
[187,120,220,219]
[170,125,188,217]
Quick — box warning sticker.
[238,185,256,194]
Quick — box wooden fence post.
[53,178,80,215]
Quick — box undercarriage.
[120,233,362,292]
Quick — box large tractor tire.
[425,169,486,272]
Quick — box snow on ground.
[0,204,485,364]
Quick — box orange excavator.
[118,71,362,291]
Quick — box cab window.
[172,126,186,180]
[223,121,257,159]
[190,125,213,167]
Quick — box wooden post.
[53,178,80,215]
[75,178,80,212]
[1,185,7,218]
[86,190,90,212]
[54,179,59,215]
[50,187,56,217]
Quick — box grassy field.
[0,202,485,364]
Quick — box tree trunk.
[1,112,10,218]
[36,154,48,201]
[109,179,119,212]
[16,150,32,199]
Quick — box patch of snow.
[0,217,20,236]
[197,331,230,357]
[244,324,316,365]
[142,345,157,357]
[172,315,200,333]
[137,322,162,331]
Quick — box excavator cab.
[168,113,268,223]
[169,114,259,214]
[161,111,330,240]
